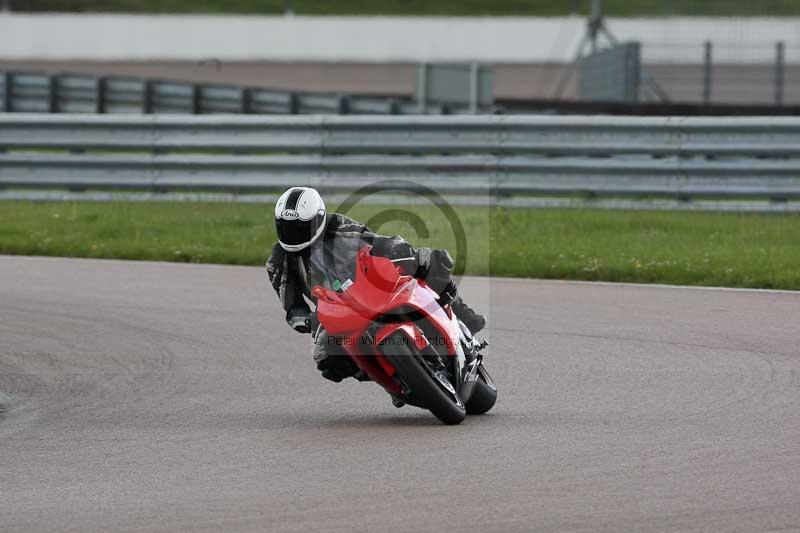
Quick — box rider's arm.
[367,232,448,285]
[266,242,312,333]
[370,234,416,270]
[368,231,456,297]
[326,213,417,273]
[330,213,457,299]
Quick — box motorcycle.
[312,246,497,425]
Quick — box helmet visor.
[276,212,325,247]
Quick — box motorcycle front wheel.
[380,332,466,425]
[465,364,497,415]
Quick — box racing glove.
[414,247,455,295]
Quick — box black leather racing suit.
[266,213,469,382]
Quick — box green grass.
[1,200,799,290]
[11,0,800,17]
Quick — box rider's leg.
[418,248,486,334]
[437,280,486,334]
[451,296,486,335]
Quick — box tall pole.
[553,0,669,102]
[553,0,602,98]
[589,0,602,54]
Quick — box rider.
[266,186,486,383]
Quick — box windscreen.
[305,233,366,293]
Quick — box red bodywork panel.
[312,247,460,396]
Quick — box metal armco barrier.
[2,114,800,204]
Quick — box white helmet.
[274,187,326,252]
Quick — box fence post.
[48,74,60,113]
[143,80,155,114]
[775,41,785,106]
[469,62,479,114]
[417,63,428,114]
[2,72,11,112]
[702,41,712,105]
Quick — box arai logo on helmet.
[280,209,299,220]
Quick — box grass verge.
[1,200,799,290]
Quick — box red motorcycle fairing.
[374,323,427,351]
[312,247,462,394]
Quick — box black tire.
[381,332,466,425]
[465,365,497,415]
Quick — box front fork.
[456,320,488,402]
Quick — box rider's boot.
[314,329,358,382]
[451,296,486,334]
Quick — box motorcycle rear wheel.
[381,332,466,425]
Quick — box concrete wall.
[1,13,798,64]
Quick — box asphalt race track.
[1,256,799,532]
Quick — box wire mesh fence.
[642,42,799,105]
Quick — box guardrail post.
[775,41,785,106]
[2,72,11,112]
[388,98,401,115]
[95,76,107,114]
[702,41,712,105]
[191,84,202,114]
[143,80,155,114]
[287,92,299,114]
[48,74,60,113]
[337,95,351,115]
[241,88,253,114]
